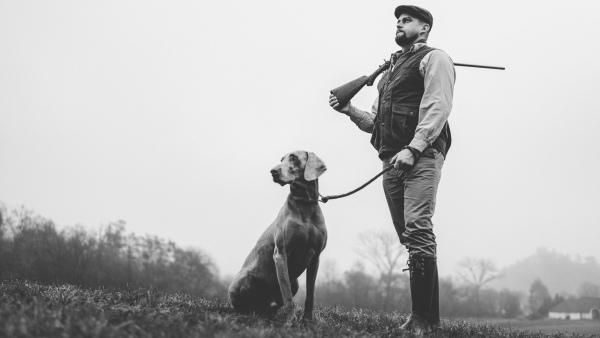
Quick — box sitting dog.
[228,150,327,322]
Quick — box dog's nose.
[270,168,279,175]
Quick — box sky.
[1,0,600,281]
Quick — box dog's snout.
[270,165,287,186]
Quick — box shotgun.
[331,61,504,107]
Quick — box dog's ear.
[304,152,327,181]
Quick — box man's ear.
[304,152,327,181]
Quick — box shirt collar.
[399,41,428,55]
[410,41,428,52]
[391,41,427,69]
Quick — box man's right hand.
[329,93,350,114]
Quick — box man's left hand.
[391,149,414,170]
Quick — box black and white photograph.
[1,1,599,336]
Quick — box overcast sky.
[1,0,599,280]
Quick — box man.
[329,5,455,334]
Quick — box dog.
[228,150,327,323]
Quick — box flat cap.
[394,5,433,27]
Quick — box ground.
[463,317,600,336]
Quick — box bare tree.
[314,258,349,307]
[457,257,501,317]
[354,230,407,310]
[316,258,339,286]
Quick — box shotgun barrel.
[454,62,505,70]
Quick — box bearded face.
[395,29,420,46]
[395,14,426,47]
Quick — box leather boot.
[429,265,440,329]
[400,256,438,333]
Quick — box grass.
[1,279,598,338]
[462,317,600,336]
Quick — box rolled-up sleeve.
[347,99,377,133]
[409,50,455,152]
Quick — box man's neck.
[399,44,413,53]
[399,39,427,53]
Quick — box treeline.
[2,204,594,320]
[307,261,588,319]
[0,204,227,299]
[305,261,525,318]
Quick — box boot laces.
[402,257,426,276]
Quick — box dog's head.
[270,150,326,186]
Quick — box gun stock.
[331,61,390,107]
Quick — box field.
[462,317,600,336]
[1,279,599,338]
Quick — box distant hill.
[489,247,600,295]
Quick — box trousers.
[382,148,444,258]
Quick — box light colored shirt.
[346,43,455,153]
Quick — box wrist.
[402,145,420,160]
[343,103,356,116]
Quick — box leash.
[319,164,402,203]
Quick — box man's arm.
[347,100,377,133]
[408,49,456,152]
[329,94,377,134]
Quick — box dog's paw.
[283,317,298,328]
[300,313,313,322]
[285,312,298,323]
[282,310,301,327]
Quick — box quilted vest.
[370,45,451,159]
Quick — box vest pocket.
[391,105,418,142]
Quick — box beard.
[395,31,419,46]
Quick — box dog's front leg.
[302,252,319,321]
[273,243,295,323]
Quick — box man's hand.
[329,93,350,114]
[391,148,415,170]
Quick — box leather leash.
[319,164,403,203]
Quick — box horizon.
[2,201,598,298]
